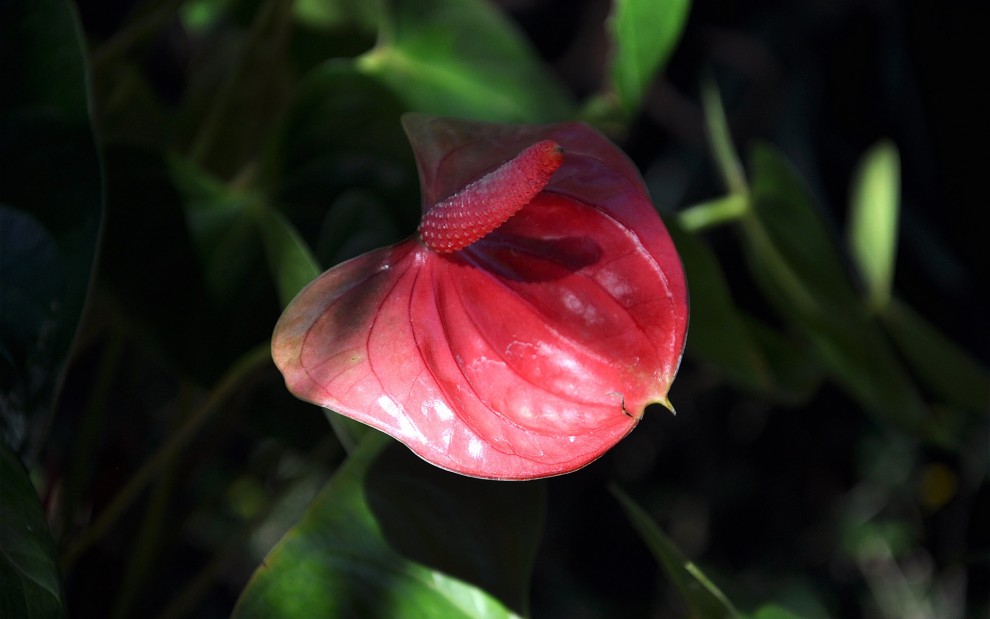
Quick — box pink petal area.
[271,243,420,419]
[454,194,680,420]
[272,240,639,479]
[273,114,688,480]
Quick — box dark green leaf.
[606,0,691,118]
[744,317,823,406]
[612,486,741,619]
[666,218,772,392]
[257,206,321,308]
[0,0,102,444]
[742,144,945,443]
[744,143,857,313]
[278,60,413,194]
[882,299,989,413]
[234,433,545,618]
[357,0,574,122]
[169,155,268,305]
[0,442,65,618]
[275,61,418,239]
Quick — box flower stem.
[701,77,748,195]
[677,193,749,232]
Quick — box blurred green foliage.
[1,0,986,617]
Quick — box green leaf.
[257,206,321,308]
[276,60,413,210]
[881,299,989,413]
[357,0,574,122]
[744,144,859,314]
[606,0,691,118]
[0,442,65,618]
[169,155,267,305]
[744,317,823,406]
[274,62,417,254]
[666,218,772,392]
[742,143,943,443]
[612,486,741,619]
[847,140,900,312]
[0,0,103,443]
[234,434,545,618]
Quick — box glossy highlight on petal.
[418,140,563,253]
[273,114,688,480]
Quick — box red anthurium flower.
[272,113,688,480]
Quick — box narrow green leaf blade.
[234,434,545,618]
[612,486,741,619]
[607,0,691,117]
[0,443,65,618]
[848,140,900,312]
[358,0,574,122]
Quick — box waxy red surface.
[273,114,688,479]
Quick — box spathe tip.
[656,396,676,415]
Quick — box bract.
[272,114,688,479]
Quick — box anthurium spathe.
[272,113,688,480]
